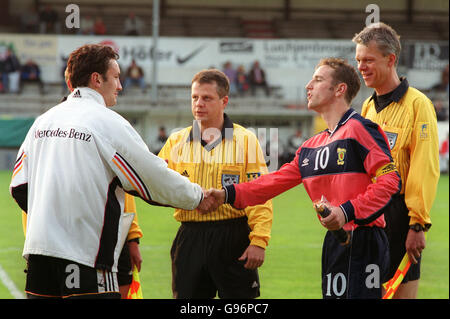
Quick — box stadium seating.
[0,0,447,155]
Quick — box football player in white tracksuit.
[10,44,214,299]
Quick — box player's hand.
[405,229,426,264]
[197,188,226,214]
[320,205,346,230]
[196,188,219,214]
[128,240,143,272]
[239,245,265,269]
[209,188,225,205]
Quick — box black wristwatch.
[128,238,140,244]
[409,223,424,232]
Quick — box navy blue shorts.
[321,226,390,299]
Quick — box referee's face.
[355,41,393,94]
[191,81,228,130]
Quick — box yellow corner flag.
[127,265,143,299]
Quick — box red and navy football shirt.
[225,108,401,231]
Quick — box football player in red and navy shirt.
[208,58,401,299]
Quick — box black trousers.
[25,254,120,299]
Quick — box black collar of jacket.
[369,77,409,113]
[187,113,234,150]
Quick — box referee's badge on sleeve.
[418,122,430,141]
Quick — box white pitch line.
[0,263,25,299]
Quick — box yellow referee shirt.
[361,79,440,228]
[158,114,273,249]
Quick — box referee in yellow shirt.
[158,69,273,299]
[353,22,440,299]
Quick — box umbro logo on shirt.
[302,158,309,167]
[181,170,190,177]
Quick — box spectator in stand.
[248,60,270,97]
[1,48,21,94]
[123,59,146,94]
[20,59,45,95]
[265,130,284,170]
[151,126,168,155]
[429,64,449,121]
[434,100,448,121]
[236,64,249,97]
[124,12,145,36]
[286,126,305,163]
[222,61,237,97]
[0,57,5,93]
[440,133,449,174]
[61,56,69,94]
[39,5,60,34]
[432,64,449,94]
[20,5,40,33]
[78,15,94,35]
[94,17,107,35]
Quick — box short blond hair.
[191,69,229,98]
[352,22,401,66]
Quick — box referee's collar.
[187,113,234,150]
[369,77,409,113]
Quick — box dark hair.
[191,69,229,98]
[317,58,361,104]
[67,44,119,88]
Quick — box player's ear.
[90,72,102,88]
[336,83,347,98]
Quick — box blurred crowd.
[6,3,450,124]
[19,4,145,36]
[222,60,271,97]
[425,64,449,122]
[0,48,44,94]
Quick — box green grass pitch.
[0,170,448,299]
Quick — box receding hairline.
[352,22,401,52]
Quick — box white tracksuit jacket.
[10,87,203,271]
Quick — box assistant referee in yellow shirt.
[158,69,273,299]
[354,22,440,299]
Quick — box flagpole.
[151,0,160,105]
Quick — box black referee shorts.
[383,194,421,283]
[171,217,260,299]
[25,254,121,299]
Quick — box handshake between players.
[198,188,347,232]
